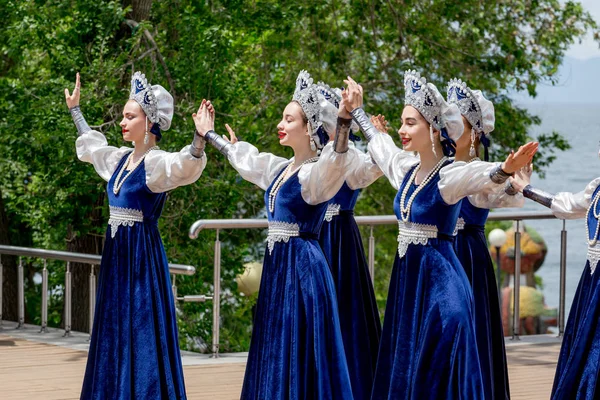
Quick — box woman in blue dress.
[65,72,208,399]
[510,169,600,399]
[316,84,383,400]
[343,71,538,399]
[201,71,355,399]
[447,78,532,400]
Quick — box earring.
[310,137,317,152]
[144,117,149,145]
[430,125,437,157]
[469,128,476,157]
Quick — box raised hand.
[501,141,539,174]
[371,114,389,133]
[342,76,363,113]
[192,99,215,136]
[509,163,533,193]
[223,124,238,144]
[64,72,81,109]
[338,92,352,119]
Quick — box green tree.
[0,0,597,351]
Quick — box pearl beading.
[108,206,144,238]
[266,221,300,255]
[454,217,466,233]
[399,156,449,222]
[397,221,439,258]
[323,203,341,222]
[268,157,319,214]
[113,146,159,195]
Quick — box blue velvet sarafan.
[372,163,484,400]
[81,153,186,400]
[551,184,600,399]
[454,199,510,400]
[241,170,353,400]
[318,182,381,400]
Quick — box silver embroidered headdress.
[129,71,174,139]
[446,78,495,136]
[291,71,338,149]
[403,70,464,142]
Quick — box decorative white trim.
[324,203,341,222]
[454,217,466,234]
[587,243,600,275]
[266,221,300,255]
[397,221,439,258]
[108,206,144,238]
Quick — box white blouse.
[550,178,600,220]
[226,141,357,205]
[76,130,207,193]
[366,133,521,206]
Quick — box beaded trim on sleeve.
[108,206,144,238]
[266,221,300,255]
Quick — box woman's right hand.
[509,163,533,193]
[342,76,363,113]
[223,124,238,144]
[192,99,215,136]
[64,72,81,109]
[371,114,389,133]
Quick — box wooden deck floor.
[0,328,560,399]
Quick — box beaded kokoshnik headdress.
[291,70,340,150]
[447,78,495,160]
[129,71,174,141]
[403,70,464,157]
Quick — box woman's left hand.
[501,141,538,174]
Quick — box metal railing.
[0,244,204,337]
[190,210,567,357]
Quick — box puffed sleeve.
[439,161,507,205]
[467,188,525,210]
[144,146,207,193]
[344,143,384,190]
[298,142,358,205]
[367,134,419,190]
[226,141,290,191]
[76,130,131,182]
[551,178,600,219]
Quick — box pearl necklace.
[112,146,159,195]
[268,157,319,213]
[399,156,449,222]
[467,157,481,164]
[586,190,600,246]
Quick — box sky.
[565,0,600,60]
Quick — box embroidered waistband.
[454,217,465,234]
[266,221,300,255]
[324,203,341,222]
[396,221,453,258]
[108,206,144,238]
[587,244,600,275]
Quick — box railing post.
[512,221,521,341]
[211,229,221,358]
[172,274,177,303]
[17,257,24,329]
[88,264,96,340]
[40,259,48,333]
[558,220,567,337]
[0,256,3,329]
[64,261,71,337]
[495,247,502,305]
[368,225,375,280]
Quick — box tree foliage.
[0,0,597,352]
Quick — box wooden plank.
[0,334,561,399]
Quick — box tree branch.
[125,19,176,100]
